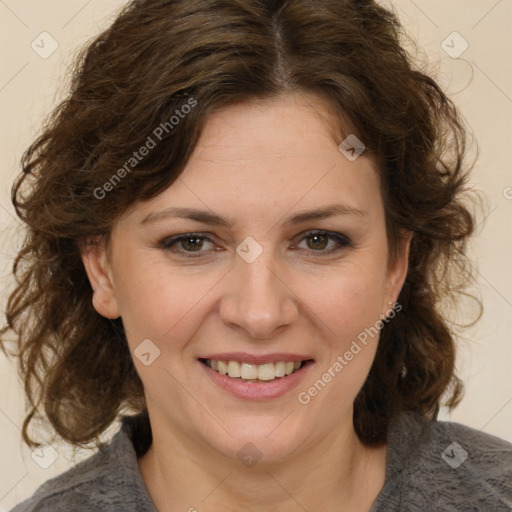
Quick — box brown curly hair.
[1,0,477,449]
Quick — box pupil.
[309,234,327,250]
[184,237,202,251]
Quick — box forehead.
[124,92,382,227]
[191,92,355,163]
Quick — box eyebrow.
[140,204,367,227]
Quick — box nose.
[219,249,299,340]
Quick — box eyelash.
[158,230,352,258]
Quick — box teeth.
[205,359,305,381]
[257,363,275,381]
[240,362,258,380]
[227,360,241,378]
[274,361,286,377]
[217,360,228,375]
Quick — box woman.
[2,0,511,510]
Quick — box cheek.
[295,265,386,414]
[113,255,223,345]
[297,260,387,342]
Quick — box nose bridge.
[220,241,298,339]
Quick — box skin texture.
[81,92,410,511]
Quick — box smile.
[200,358,305,381]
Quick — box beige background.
[1,0,511,509]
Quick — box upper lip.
[200,352,314,365]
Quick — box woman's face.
[83,92,409,464]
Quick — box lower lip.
[198,360,314,401]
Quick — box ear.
[80,236,121,319]
[382,229,412,315]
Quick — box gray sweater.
[10,411,512,511]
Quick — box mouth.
[197,352,315,400]
[199,358,314,382]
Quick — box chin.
[205,417,308,466]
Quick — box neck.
[138,408,387,512]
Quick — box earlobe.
[80,237,121,319]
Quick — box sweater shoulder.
[9,419,155,512]
[8,445,114,512]
[374,412,512,511]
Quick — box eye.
[158,230,352,259]
[294,230,352,255]
[159,233,215,257]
